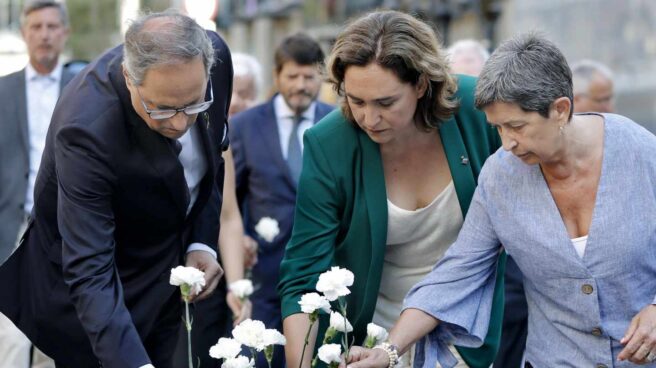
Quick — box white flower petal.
[366,323,389,343]
[223,356,255,368]
[254,217,280,243]
[318,344,342,364]
[316,267,354,301]
[169,266,206,296]
[298,292,332,314]
[209,337,242,360]
[329,312,353,333]
[232,319,266,351]
[229,279,254,299]
[262,329,286,346]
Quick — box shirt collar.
[273,94,316,123]
[25,61,63,83]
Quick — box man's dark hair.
[274,33,325,73]
[21,0,69,27]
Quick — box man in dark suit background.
[0,10,231,368]
[0,1,73,367]
[230,33,333,368]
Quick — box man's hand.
[619,304,656,364]
[340,346,389,368]
[243,235,258,269]
[227,291,252,326]
[185,250,223,302]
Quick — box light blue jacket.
[405,114,656,368]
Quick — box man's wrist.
[373,342,399,368]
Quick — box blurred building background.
[1,0,654,132]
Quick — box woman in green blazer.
[278,10,505,368]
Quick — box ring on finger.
[647,352,656,362]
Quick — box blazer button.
[581,284,594,294]
[591,327,602,336]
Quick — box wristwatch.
[373,342,399,368]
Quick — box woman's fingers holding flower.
[341,346,388,368]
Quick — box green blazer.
[278,75,506,367]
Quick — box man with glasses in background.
[0,10,232,368]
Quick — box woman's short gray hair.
[123,10,215,86]
[475,33,573,120]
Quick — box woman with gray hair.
[346,33,656,368]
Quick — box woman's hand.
[619,304,656,364]
[242,235,258,269]
[341,346,389,368]
[226,290,252,326]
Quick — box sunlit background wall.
[1,0,655,132]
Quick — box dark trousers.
[494,256,528,368]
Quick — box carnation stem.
[185,298,193,368]
[338,299,350,361]
[299,312,317,368]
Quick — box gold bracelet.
[373,342,399,368]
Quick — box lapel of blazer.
[439,116,477,216]
[358,129,388,263]
[257,98,297,190]
[13,70,30,160]
[128,109,189,218]
[185,112,215,222]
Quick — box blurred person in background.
[278,11,505,368]
[446,39,489,77]
[0,1,72,367]
[173,51,263,368]
[571,59,615,113]
[345,33,656,368]
[230,33,333,368]
[229,52,263,117]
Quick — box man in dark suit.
[0,11,231,368]
[0,1,73,367]
[230,33,333,368]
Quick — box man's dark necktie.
[287,115,303,184]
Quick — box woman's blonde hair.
[327,10,458,130]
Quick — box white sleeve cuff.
[186,243,217,259]
[139,365,155,368]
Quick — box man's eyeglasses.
[137,80,213,120]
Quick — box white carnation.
[298,292,332,314]
[209,337,242,360]
[317,344,342,365]
[262,329,286,346]
[254,217,280,243]
[366,323,388,343]
[169,266,206,296]
[229,279,254,299]
[222,356,254,368]
[316,266,354,301]
[329,311,353,333]
[232,319,266,351]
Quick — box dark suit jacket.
[279,75,506,368]
[229,98,333,307]
[0,32,232,368]
[0,66,75,264]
